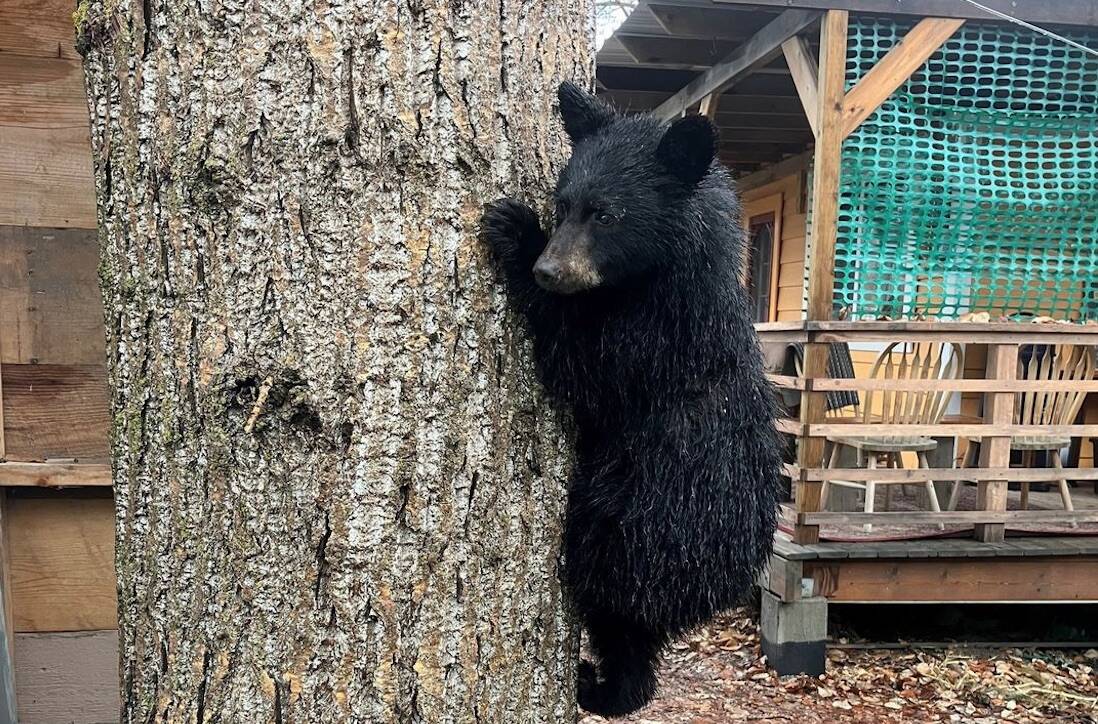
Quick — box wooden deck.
[767,532,1098,604]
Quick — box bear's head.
[533,81,719,295]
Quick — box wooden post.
[975,343,1017,542]
[794,9,847,545]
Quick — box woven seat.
[1010,436,1072,452]
[826,435,938,453]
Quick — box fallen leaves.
[580,608,1098,724]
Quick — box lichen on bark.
[79,0,592,721]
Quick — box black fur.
[481,82,781,718]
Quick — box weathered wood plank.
[805,556,1098,602]
[802,467,1098,482]
[654,10,822,120]
[1,365,111,463]
[799,510,1098,525]
[779,535,1098,561]
[0,126,96,229]
[0,29,94,228]
[799,423,1098,437]
[0,0,81,60]
[840,18,965,139]
[809,378,1098,392]
[9,496,117,633]
[14,630,120,724]
[757,320,1098,336]
[0,463,112,487]
[0,226,107,366]
[0,55,88,130]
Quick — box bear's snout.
[534,226,603,294]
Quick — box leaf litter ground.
[579,608,1097,723]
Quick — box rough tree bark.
[76,0,591,720]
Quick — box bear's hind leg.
[578,612,664,718]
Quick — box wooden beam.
[709,0,1098,28]
[617,34,740,70]
[793,10,847,546]
[795,423,1098,437]
[975,343,1017,543]
[781,35,819,137]
[735,150,813,193]
[654,9,822,120]
[805,378,1098,393]
[805,556,1098,603]
[699,92,720,120]
[0,463,112,488]
[648,4,770,41]
[603,90,809,116]
[840,18,964,139]
[800,467,1098,483]
[800,510,1098,525]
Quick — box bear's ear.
[557,81,614,144]
[656,115,717,185]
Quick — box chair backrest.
[863,342,965,425]
[1016,345,1096,426]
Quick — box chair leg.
[883,454,895,511]
[863,455,877,533]
[948,440,977,511]
[1052,453,1077,528]
[918,451,944,530]
[1018,450,1033,511]
[821,443,842,511]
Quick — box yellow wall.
[740,168,808,322]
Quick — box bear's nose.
[533,257,562,288]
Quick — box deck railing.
[758,321,1098,543]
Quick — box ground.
[579,609,1098,723]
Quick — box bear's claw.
[480,198,544,256]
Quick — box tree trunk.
[77,1,590,720]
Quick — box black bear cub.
[481,82,780,717]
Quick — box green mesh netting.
[834,18,1098,321]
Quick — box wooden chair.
[949,344,1095,516]
[823,341,965,531]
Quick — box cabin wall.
[0,1,119,722]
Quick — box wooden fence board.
[14,630,119,724]
[8,496,116,633]
[0,226,106,366]
[1,364,110,463]
[0,0,81,61]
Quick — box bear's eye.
[593,210,616,226]
[555,201,569,224]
